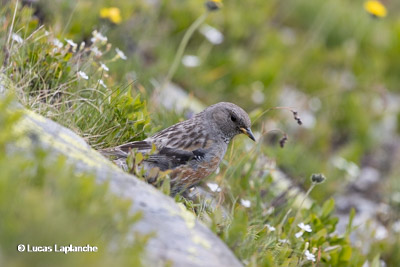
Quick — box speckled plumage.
[101,102,255,195]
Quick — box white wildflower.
[265,224,276,232]
[77,71,89,80]
[304,250,316,262]
[91,30,108,44]
[207,182,221,192]
[90,46,102,57]
[98,79,107,88]
[12,33,23,44]
[278,239,290,244]
[295,231,304,239]
[65,38,77,48]
[52,38,63,49]
[240,199,251,208]
[199,24,224,45]
[115,48,127,60]
[295,222,312,239]
[182,55,200,67]
[298,222,312,232]
[332,156,360,179]
[374,224,388,240]
[100,62,109,72]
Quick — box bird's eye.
[230,115,237,122]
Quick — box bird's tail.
[99,140,152,159]
[99,147,128,159]
[99,146,132,171]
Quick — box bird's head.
[204,102,255,142]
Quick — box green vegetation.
[0,95,149,267]
[1,0,399,266]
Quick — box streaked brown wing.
[147,118,211,152]
[102,117,211,170]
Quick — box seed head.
[311,173,326,184]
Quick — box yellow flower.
[364,0,387,18]
[100,7,122,24]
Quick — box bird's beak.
[240,127,256,141]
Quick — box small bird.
[101,102,255,195]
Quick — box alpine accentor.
[101,102,255,195]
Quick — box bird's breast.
[170,155,221,186]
